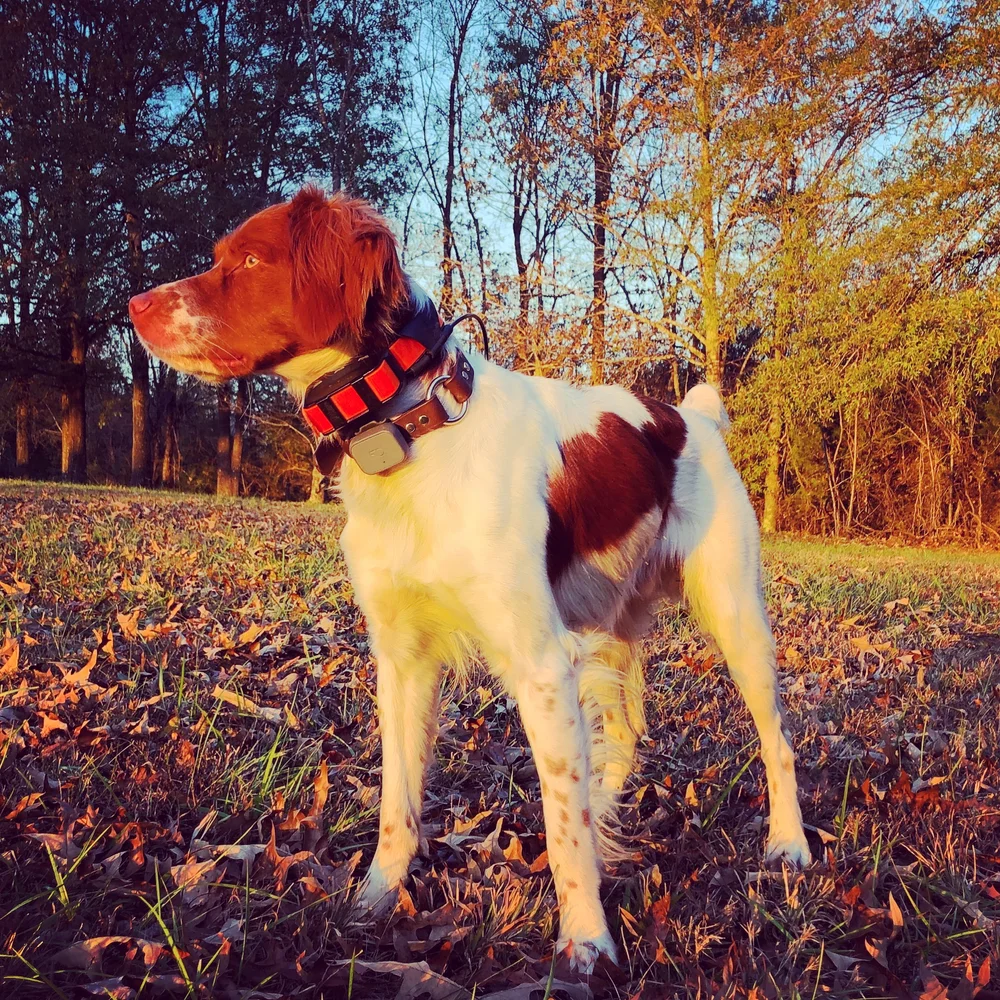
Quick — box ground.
[0,483,998,1000]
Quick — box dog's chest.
[338,458,474,581]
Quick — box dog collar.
[302,295,448,438]
[302,298,477,476]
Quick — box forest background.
[2,0,999,540]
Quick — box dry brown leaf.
[311,758,330,816]
[117,609,141,639]
[54,936,168,970]
[974,956,991,996]
[81,978,135,999]
[918,962,950,1000]
[212,685,258,713]
[170,859,219,905]
[479,980,593,1000]
[4,791,43,819]
[238,622,265,644]
[213,843,267,863]
[826,951,861,973]
[888,891,903,935]
[0,637,19,679]
[335,959,470,1000]
[864,936,889,969]
[39,713,68,737]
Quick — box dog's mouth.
[129,289,253,381]
[134,334,248,382]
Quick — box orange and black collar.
[302,295,449,439]
[302,297,482,476]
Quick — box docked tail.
[680,383,730,433]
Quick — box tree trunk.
[695,84,722,388]
[60,319,87,482]
[440,46,459,320]
[130,335,150,486]
[762,404,782,533]
[308,465,326,503]
[590,60,620,387]
[512,196,530,369]
[15,392,31,473]
[591,185,608,385]
[591,136,613,386]
[230,377,249,495]
[216,381,236,496]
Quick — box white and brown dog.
[129,186,810,972]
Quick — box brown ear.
[289,186,405,348]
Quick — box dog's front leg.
[510,636,617,973]
[357,621,441,916]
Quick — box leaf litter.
[1,485,998,997]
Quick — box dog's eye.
[244,253,260,269]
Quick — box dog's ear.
[289,186,405,349]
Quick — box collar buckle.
[425,372,469,424]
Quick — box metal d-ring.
[425,373,469,424]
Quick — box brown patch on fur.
[546,757,568,776]
[545,404,687,584]
[582,808,591,827]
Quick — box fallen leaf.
[117,609,141,639]
[39,713,68,737]
[0,638,19,678]
[81,978,135,999]
[864,936,888,969]
[479,979,593,1000]
[311,759,330,816]
[334,959,470,999]
[4,791,43,819]
[888,891,903,935]
[238,622,265,644]
[54,936,168,971]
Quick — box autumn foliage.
[2,1,1000,537]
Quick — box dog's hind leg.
[682,512,811,866]
[578,637,645,831]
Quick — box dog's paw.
[557,930,618,974]
[355,867,400,920]
[765,830,812,868]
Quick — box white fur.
[300,354,812,973]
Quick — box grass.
[0,481,998,998]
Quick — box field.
[1,483,998,1000]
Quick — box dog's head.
[129,186,406,381]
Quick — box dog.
[129,186,810,972]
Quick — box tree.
[484,2,570,367]
[545,0,652,383]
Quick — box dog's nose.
[129,292,154,318]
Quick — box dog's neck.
[274,279,434,404]
[274,346,355,404]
